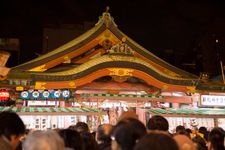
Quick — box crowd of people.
[0,111,225,150]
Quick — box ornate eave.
[32,55,198,85]
[11,24,106,71]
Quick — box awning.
[0,107,106,115]
[148,108,225,118]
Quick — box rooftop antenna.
[216,39,225,84]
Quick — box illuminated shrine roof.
[7,8,225,92]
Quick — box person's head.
[176,125,185,133]
[199,126,207,134]
[80,131,98,150]
[185,128,192,137]
[117,111,138,123]
[134,131,179,150]
[68,125,76,131]
[123,118,147,140]
[59,128,84,150]
[75,122,89,133]
[96,124,113,144]
[0,111,25,150]
[207,127,225,150]
[174,125,190,138]
[198,126,208,141]
[147,115,169,131]
[23,130,65,150]
[111,118,146,150]
[173,134,197,150]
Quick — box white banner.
[200,95,225,107]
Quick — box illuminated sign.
[200,95,225,107]
[27,101,58,106]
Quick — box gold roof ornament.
[108,38,134,56]
[96,6,117,28]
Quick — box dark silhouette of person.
[176,125,185,133]
[58,128,84,150]
[147,115,169,132]
[74,122,90,133]
[96,124,113,150]
[0,111,25,150]
[134,131,179,150]
[111,118,147,150]
[80,131,98,150]
[207,127,225,150]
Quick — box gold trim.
[16,86,24,91]
[162,85,168,90]
[187,86,196,93]
[63,56,71,63]
[35,82,46,89]
[108,68,133,76]
[29,64,47,72]
[68,81,76,87]
[34,55,197,81]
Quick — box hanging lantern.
[20,91,30,100]
[0,89,9,101]
[42,90,50,99]
[62,89,70,99]
[32,90,40,99]
[51,89,61,99]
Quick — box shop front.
[0,107,108,131]
[147,107,225,133]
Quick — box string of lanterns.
[20,89,71,100]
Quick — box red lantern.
[0,89,9,101]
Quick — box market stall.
[147,108,225,133]
[0,107,108,130]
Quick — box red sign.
[0,89,9,101]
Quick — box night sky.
[0,0,225,77]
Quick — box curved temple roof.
[9,9,203,92]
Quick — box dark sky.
[0,0,225,77]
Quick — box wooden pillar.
[136,108,147,125]
[59,100,65,107]
[214,117,218,127]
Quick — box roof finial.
[106,6,110,13]
[95,6,117,27]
